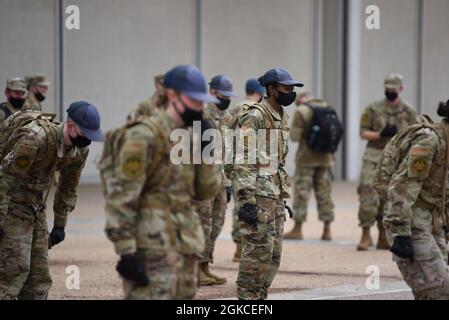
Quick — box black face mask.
[8,97,26,109]
[34,91,46,102]
[277,91,297,107]
[175,99,203,127]
[385,91,399,102]
[70,135,91,148]
[437,100,449,118]
[216,97,231,111]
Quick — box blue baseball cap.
[258,68,304,87]
[245,79,266,95]
[164,65,219,104]
[67,101,104,141]
[209,75,238,97]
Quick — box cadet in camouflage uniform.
[24,74,50,112]
[0,78,28,127]
[382,100,449,300]
[357,74,418,251]
[103,65,221,300]
[0,101,103,300]
[196,75,236,286]
[229,79,266,262]
[128,74,167,122]
[284,92,335,241]
[233,68,302,300]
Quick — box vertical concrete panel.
[322,0,345,179]
[360,0,418,110]
[63,0,196,181]
[0,0,57,113]
[355,0,419,178]
[202,0,315,177]
[422,0,449,117]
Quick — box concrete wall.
[422,0,449,117]
[321,0,345,178]
[0,0,57,113]
[63,0,196,181]
[347,0,420,180]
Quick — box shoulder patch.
[409,157,428,177]
[14,156,31,170]
[122,156,144,179]
[120,139,146,179]
[361,112,370,127]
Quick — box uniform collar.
[206,103,225,118]
[25,97,41,110]
[4,101,19,113]
[259,98,282,121]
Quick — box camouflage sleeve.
[289,108,305,142]
[53,149,89,228]
[194,163,222,201]
[360,105,373,134]
[0,111,5,130]
[0,132,39,226]
[233,109,264,205]
[385,134,438,238]
[104,127,153,255]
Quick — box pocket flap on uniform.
[412,241,434,261]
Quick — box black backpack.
[306,104,344,153]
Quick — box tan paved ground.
[45,182,408,300]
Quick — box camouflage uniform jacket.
[360,99,418,163]
[204,103,232,187]
[290,99,334,167]
[0,101,19,128]
[234,98,290,205]
[228,99,255,117]
[104,111,222,256]
[385,120,449,238]
[24,97,43,112]
[0,121,88,227]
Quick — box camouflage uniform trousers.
[176,254,198,299]
[0,205,52,300]
[358,159,381,228]
[386,207,449,300]
[123,250,179,300]
[231,182,242,244]
[236,196,285,300]
[195,189,226,264]
[122,251,198,300]
[292,166,335,223]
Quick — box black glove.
[238,203,258,226]
[380,124,398,138]
[390,236,414,262]
[116,254,149,287]
[49,227,65,248]
[226,187,232,204]
[284,201,294,219]
[0,226,4,241]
